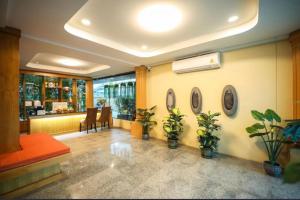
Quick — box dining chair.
[98,106,111,129]
[80,108,98,133]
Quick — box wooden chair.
[80,108,98,133]
[98,107,111,129]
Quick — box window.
[93,73,136,121]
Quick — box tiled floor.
[22,128,300,199]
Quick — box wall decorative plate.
[222,85,238,116]
[166,88,176,112]
[190,87,202,114]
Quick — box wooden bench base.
[0,154,70,199]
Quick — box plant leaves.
[246,126,257,134]
[284,162,300,183]
[249,132,269,138]
[265,109,281,122]
[251,110,265,121]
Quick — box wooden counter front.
[29,113,87,135]
[29,111,113,135]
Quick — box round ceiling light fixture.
[228,15,239,23]
[57,58,83,67]
[81,18,91,26]
[137,4,182,33]
[141,45,148,50]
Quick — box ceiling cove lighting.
[141,45,148,50]
[81,18,91,26]
[228,15,239,23]
[137,4,182,33]
[57,58,83,66]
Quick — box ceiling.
[27,53,110,75]
[3,0,300,78]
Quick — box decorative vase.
[168,138,178,149]
[201,148,213,159]
[142,126,149,140]
[142,133,149,140]
[263,161,282,177]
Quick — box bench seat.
[0,133,70,198]
[0,133,70,172]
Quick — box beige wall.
[146,40,293,163]
[113,119,132,130]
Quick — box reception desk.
[29,113,87,135]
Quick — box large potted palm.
[136,106,157,140]
[246,109,288,177]
[196,111,221,158]
[163,108,184,149]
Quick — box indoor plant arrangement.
[283,119,300,183]
[246,109,287,177]
[136,106,157,140]
[163,108,184,149]
[196,111,221,158]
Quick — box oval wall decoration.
[222,85,238,117]
[166,88,176,112]
[190,87,202,114]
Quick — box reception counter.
[29,113,87,135]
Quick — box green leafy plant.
[283,119,300,183]
[97,98,106,107]
[246,109,287,165]
[163,108,184,141]
[137,106,157,139]
[196,111,221,151]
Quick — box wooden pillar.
[290,30,300,119]
[131,66,147,139]
[0,27,21,153]
[86,79,93,108]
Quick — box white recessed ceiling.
[4,0,300,77]
[26,53,110,75]
[64,0,258,57]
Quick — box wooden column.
[131,66,147,139]
[290,30,300,119]
[86,80,93,108]
[0,27,21,153]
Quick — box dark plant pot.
[142,133,150,140]
[263,161,282,177]
[201,148,213,159]
[168,139,178,149]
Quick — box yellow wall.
[147,40,293,163]
[113,119,132,130]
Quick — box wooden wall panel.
[131,66,147,139]
[86,80,94,108]
[289,30,300,119]
[0,27,21,153]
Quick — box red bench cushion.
[0,133,70,172]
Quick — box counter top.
[28,112,88,119]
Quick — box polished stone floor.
[22,128,300,199]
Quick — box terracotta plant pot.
[263,161,282,177]
[201,148,213,159]
[168,139,178,149]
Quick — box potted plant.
[282,119,300,183]
[163,108,184,149]
[136,106,157,140]
[196,111,221,158]
[246,109,287,177]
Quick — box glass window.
[77,80,86,112]
[24,74,43,117]
[93,73,136,121]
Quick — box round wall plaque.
[222,85,238,116]
[166,88,176,112]
[190,87,202,114]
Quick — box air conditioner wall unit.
[172,52,221,74]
